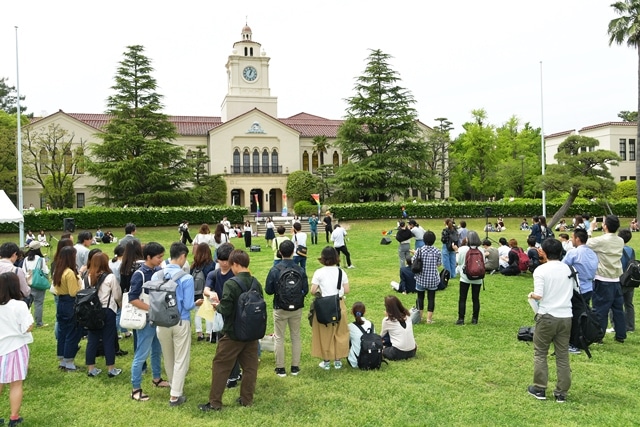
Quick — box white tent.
[0,190,23,223]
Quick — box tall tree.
[23,123,86,208]
[0,77,28,115]
[424,118,454,200]
[189,145,226,205]
[609,0,640,222]
[312,135,330,165]
[618,110,638,122]
[0,111,20,196]
[86,45,193,207]
[333,49,431,201]
[543,135,619,227]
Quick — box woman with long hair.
[0,272,34,426]
[53,246,82,371]
[119,241,143,342]
[22,242,49,327]
[191,244,216,341]
[456,231,484,325]
[193,223,215,247]
[85,252,123,377]
[347,301,373,368]
[311,246,350,370]
[380,295,416,361]
[213,224,230,255]
[441,218,459,278]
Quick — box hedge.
[1,206,248,233]
[327,199,639,221]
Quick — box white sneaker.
[347,265,355,269]
[606,328,615,333]
[568,345,581,355]
[318,361,330,370]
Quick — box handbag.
[295,235,308,257]
[411,254,422,274]
[119,292,147,330]
[31,258,51,291]
[410,306,422,325]
[313,270,342,326]
[517,326,534,342]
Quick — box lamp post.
[519,155,525,197]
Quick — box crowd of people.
[0,210,636,421]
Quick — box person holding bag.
[310,247,350,370]
[22,241,50,328]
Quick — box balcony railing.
[230,165,283,174]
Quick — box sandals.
[152,378,170,388]
[131,389,150,401]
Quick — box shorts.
[0,344,30,383]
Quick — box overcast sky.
[2,0,636,137]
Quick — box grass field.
[1,217,640,426]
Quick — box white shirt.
[86,273,122,313]
[348,318,373,368]
[498,245,510,268]
[379,317,416,352]
[293,232,308,249]
[331,227,347,247]
[311,265,348,298]
[22,255,50,285]
[193,233,216,247]
[0,299,34,356]
[532,260,573,318]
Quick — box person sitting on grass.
[380,295,416,361]
[347,301,374,368]
[527,236,541,273]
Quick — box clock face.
[243,66,258,82]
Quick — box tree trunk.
[549,188,579,228]
[636,47,640,222]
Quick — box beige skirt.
[311,299,349,360]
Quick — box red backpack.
[463,247,486,280]
[512,248,530,272]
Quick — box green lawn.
[2,218,640,426]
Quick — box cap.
[28,241,41,251]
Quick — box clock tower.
[221,25,278,122]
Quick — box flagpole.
[540,61,546,218]
[15,26,24,247]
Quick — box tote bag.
[31,258,51,291]
[119,292,147,330]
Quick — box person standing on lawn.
[527,238,573,403]
[331,224,354,269]
[308,214,319,245]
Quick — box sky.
[2,0,636,137]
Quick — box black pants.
[458,281,481,320]
[244,231,252,248]
[325,228,332,243]
[335,245,352,267]
[181,230,193,244]
[416,289,436,312]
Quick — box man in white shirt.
[527,238,573,403]
[0,242,30,298]
[331,224,353,268]
[74,231,93,272]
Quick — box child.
[347,302,374,368]
[0,271,34,426]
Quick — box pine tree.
[86,45,192,206]
[333,49,434,202]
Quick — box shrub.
[293,201,318,216]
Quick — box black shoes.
[455,319,464,325]
[198,402,221,412]
[527,385,546,400]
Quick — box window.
[271,150,279,173]
[631,176,637,181]
[39,148,48,174]
[621,176,628,181]
[243,149,250,173]
[333,152,339,166]
[253,149,260,173]
[262,149,269,173]
[233,149,240,173]
[75,147,85,174]
[620,139,627,161]
[630,139,636,161]
[312,151,319,172]
[77,193,85,208]
[303,151,309,171]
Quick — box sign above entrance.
[247,122,266,134]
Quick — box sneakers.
[334,360,342,369]
[275,368,286,377]
[8,418,23,427]
[455,319,464,325]
[555,394,567,403]
[169,395,187,407]
[347,265,355,269]
[568,345,581,355]
[87,368,102,377]
[318,361,330,370]
[527,385,546,400]
[471,318,478,325]
[198,402,221,412]
[606,328,615,333]
[290,366,300,376]
[108,368,122,377]
[226,378,238,388]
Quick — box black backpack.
[354,322,386,370]
[192,267,206,300]
[275,264,306,311]
[437,269,450,291]
[620,247,640,288]
[75,273,109,331]
[232,276,267,341]
[568,266,604,358]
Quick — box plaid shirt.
[412,245,442,291]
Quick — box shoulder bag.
[295,235,307,257]
[31,257,51,291]
[313,269,343,326]
[119,271,148,330]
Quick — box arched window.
[253,149,260,173]
[64,148,72,174]
[39,148,48,174]
[312,151,319,172]
[271,149,279,173]
[233,149,240,173]
[303,151,310,171]
[243,149,250,173]
[333,152,339,167]
[262,149,269,173]
[75,147,85,174]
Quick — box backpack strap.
[354,322,373,335]
[337,268,342,291]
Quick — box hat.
[28,241,41,251]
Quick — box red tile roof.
[579,121,637,132]
[544,129,574,139]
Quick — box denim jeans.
[293,255,307,271]
[56,295,82,360]
[442,245,457,278]
[592,280,626,341]
[130,321,163,389]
